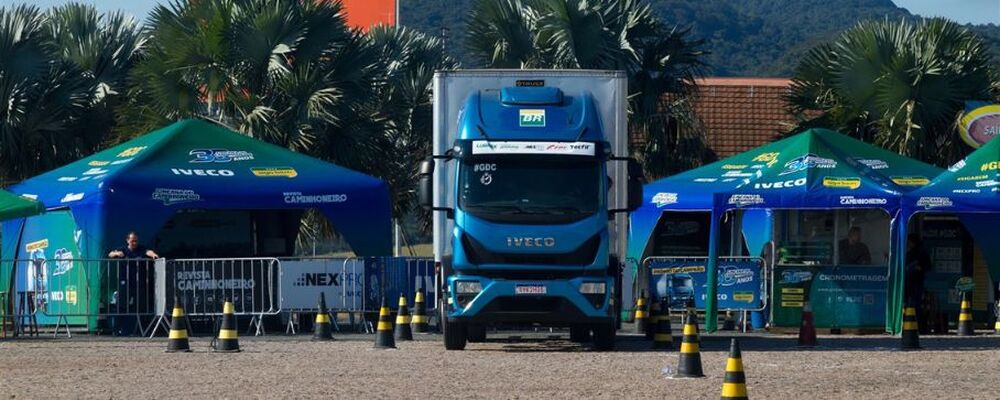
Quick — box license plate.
[515,285,546,295]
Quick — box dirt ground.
[1,330,998,399]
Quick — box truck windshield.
[459,156,602,224]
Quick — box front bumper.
[447,275,613,325]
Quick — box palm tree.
[465,0,707,179]
[0,4,143,184]
[788,18,998,166]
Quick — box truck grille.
[461,233,600,266]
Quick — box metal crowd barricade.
[1,258,159,338]
[277,257,368,334]
[148,258,281,337]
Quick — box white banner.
[471,140,596,156]
[279,259,366,311]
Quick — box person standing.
[838,226,872,265]
[904,233,931,331]
[107,232,159,336]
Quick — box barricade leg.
[285,312,298,335]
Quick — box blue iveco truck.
[418,71,642,350]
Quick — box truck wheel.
[467,324,487,343]
[569,325,591,343]
[443,319,467,350]
[592,322,616,351]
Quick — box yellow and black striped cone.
[720,338,748,400]
[214,299,241,353]
[958,292,974,336]
[411,286,429,333]
[646,300,661,339]
[166,297,191,353]
[652,302,673,350]
[634,294,648,334]
[395,293,413,341]
[313,292,334,341]
[374,298,396,349]
[901,303,920,350]
[674,311,704,378]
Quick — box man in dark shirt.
[108,232,159,259]
[838,226,871,265]
[106,232,158,335]
[905,233,932,331]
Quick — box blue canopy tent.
[631,128,942,332]
[896,137,1000,333]
[1,120,392,328]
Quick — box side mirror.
[417,159,434,209]
[626,159,644,212]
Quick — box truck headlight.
[456,280,482,294]
[579,282,606,294]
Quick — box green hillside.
[399,0,999,76]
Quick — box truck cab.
[419,79,642,351]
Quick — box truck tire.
[569,325,591,343]
[444,318,467,350]
[592,322,616,351]
[467,324,487,343]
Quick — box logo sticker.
[480,172,493,185]
[890,176,930,186]
[25,239,49,253]
[283,192,348,204]
[779,270,813,284]
[250,167,297,178]
[88,160,110,167]
[753,178,807,190]
[60,193,84,203]
[722,164,747,170]
[171,168,235,177]
[751,152,780,166]
[780,153,836,175]
[651,192,678,207]
[152,188,201,206]
[839,196,888,205]
[728,194,765,206]
[957,174,987,182]
[917,196,953,209]
[854,159,888,170]
[116,146,147,158]
[189,149,254,163]
[822,177,861,189]
[518,109,546,127]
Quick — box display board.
[646,257,764,310]
[772,265,888,328]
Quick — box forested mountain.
[399,0,999,76]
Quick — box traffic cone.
[646,300,661,340]
[395,293,413,341]
[674,311,704,378]
[374,298,396,349]
[634,293,648,334]
[213,299,241,352]
[411,285,429,333]
[720,338,749,400]
[166,297,191,353]
[957,292,974,336]
[900,303,920,350]
[994,300,1000,335]
[313,292,334,341]
[797,299,818,347]
[652,303,673,350]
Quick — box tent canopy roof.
[904,135,1000,213]
[11,119,392,255]
[638,128,942,212]
[0,190,44,221]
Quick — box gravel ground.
[1,330,998,399]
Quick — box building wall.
[338,0,397,31]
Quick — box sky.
[0,0,997,25]
[893,0,999,25]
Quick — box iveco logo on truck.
[506,237,556,247]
